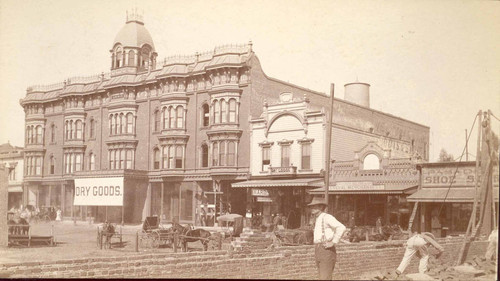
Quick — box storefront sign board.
[422,165,499,188]
[252,189,270,197]
[74,177,124,206]
[331,181,384,190]
[256,196,273,202]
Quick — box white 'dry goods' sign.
[74,177,124,206]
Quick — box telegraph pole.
[324,84,335,212]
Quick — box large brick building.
[20,12,430,225]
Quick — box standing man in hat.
[308,196,346,280]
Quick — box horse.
[101,221,115,249]
[172,223,211,252]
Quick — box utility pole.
[465,129,469,161]
[324,84,335,212]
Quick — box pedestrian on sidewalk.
[308,197,346,280]
[395,231,444,276]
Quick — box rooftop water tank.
[344,82,370,108]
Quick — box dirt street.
[1,220,222,264]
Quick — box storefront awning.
[308,184,417,195]
[232,178,323,188]
[407,187,499,203]
[8,186,23,193]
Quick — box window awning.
[407,187,499,203]
[231,178,323,188]
[308,184,417,195]
[8,186,23,193]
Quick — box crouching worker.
[308,197,346,280]
[396,232,444,276]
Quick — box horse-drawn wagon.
[138,216,175,249]
[96,221,123,249]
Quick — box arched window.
[110,150,115,170]
[175,146,183,168]
[89,153,95,170]
[363,154,380,170]
[51,124,56,143]
[114,150,119,169]
[50,156,55,174]
[201,144,208,167]
[153,148,160,169]
[89,119,95,139]
[202,104,210,127]
[113,115,118,135]
[126,113,134,134]
[26,126,30,144]
[163,107,168,129]
[69,153,74,173]
[109,116,114,135]
[154,110,160,132]
[214,100,220,124]
[35,157,41,175]
[128,50,135,66]
[126,150,133,169]
[75,120,82,139]
[169,107,175,128]
[219,142,226,166]
[141,46,150,68]
[176,106,184,129]
[162,146,168,169]
[65,154,70,174]
[75,154,82,172]
[227,142,235,166]
[69,120,74,140]
[116,47,122,68]
[120,149,125,169]
[168,146,174,168]
[36,125,43,144]
[118,113,123,134]
[221,100,228,123]
[212,143,219,166]
[229,99,237,123]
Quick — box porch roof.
[231,178,323,188]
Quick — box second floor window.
[281,145,290,167]
[51,124,56,143]
[202,104,210,127]
[201,144,208,167]
[153,149,160,169]
[262,147,270,171]
[154,110,160,132]
[89,119,95,139]
[301,143,311,170]
[89,153,95,170]
[50,156,55,174]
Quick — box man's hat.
[307,196,327,207]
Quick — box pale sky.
[0,0,499,161]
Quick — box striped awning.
[308,184,417,195]
[231,178,323,188]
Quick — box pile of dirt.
[363,256,496,280]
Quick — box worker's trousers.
[397,235,429,274]
[315,244,337,280]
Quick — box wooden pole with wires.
[324,84,335,212]
[465,129,469,161]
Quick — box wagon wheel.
[139,234,150,248]
[151,231,161,249]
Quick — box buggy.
[139,216,174,249]
[274,227,313,246]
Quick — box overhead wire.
[437,112,479,218]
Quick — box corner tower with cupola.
[110,9,157,73]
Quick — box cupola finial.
[126,7,144,24]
